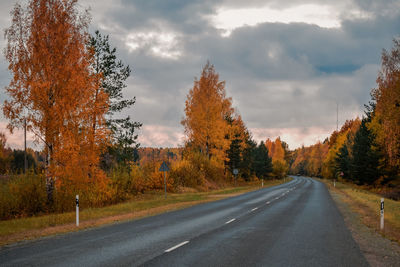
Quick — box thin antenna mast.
[336,102,339,132]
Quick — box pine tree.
[335,142,351,180]
[253,141,273,180]
[240,139,257,180]
[89,31,142,168]
[352,118,381,185]
[227,135,241,174]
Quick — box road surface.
[0,176,368,266]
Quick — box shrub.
[0,173,47,219]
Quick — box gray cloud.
[0,0,399,149]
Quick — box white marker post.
[334,179,336,188]
[380,198,384,230]
[76,195,79,227]
[262,179,264,187]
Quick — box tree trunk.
[46,144,54,205]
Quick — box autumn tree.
[305,142,328,177]
[265,137,289,178]
[290,146,307,175]
[0,132,11,174]
[369,38,400,173]
[89,31,142,169]
[3,0,109,203]
[322,119,360,179]
[182,62,233,163]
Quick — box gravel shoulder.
[327,184,400,266]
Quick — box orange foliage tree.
[370,38,400,170]
[3,0,109,203]
[182,62,233,163]
[265,137,288,178]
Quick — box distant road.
[0,176,367,266]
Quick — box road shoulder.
[326,182,400,266]
[1,179,287,247]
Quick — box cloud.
[250,126,334,150]
[125,30,182,59]
[0,122,37,150]
[211,4,342,37]
[138,125,184,148]
[0,0,399,150]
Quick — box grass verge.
[321,179,400,244]
[0,179,286,246]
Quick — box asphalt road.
[0,176,368,266]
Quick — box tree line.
[289,38,400,198]
[179,62,291,188]
[0,0,287,220]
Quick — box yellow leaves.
[372,40,400,168]
[264,137,289,178]
[265,137,285,162]
[272,159,288,179]
[182,62,233,163]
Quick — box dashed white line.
[266,201,270,204]
[225,218,236,224]
[251,207,258,211]
[165,241,189,252]
[275,197,279,200]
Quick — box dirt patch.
[326,183,400,266]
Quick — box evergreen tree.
[240,139,257,180]
[89,31,142,167]
[352,118,381,185]
[253,141,273,180]
[335,142,351,180]
[11,150,37,174]
[227,134,241,174]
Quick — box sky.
[0,0,400,150]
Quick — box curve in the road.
[0,177,368,267]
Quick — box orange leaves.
[265,137,285,162]
[182,62,232,163]
[3,0,110,200]
[370,39,400,168]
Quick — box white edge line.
[251,207,258,211]
[165,241,189,252]
[225,218,236,224]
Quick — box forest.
[0,0,399,222]
[289,40,400,199]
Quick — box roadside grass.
[0,179,286,246]
[323,179,400,243]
